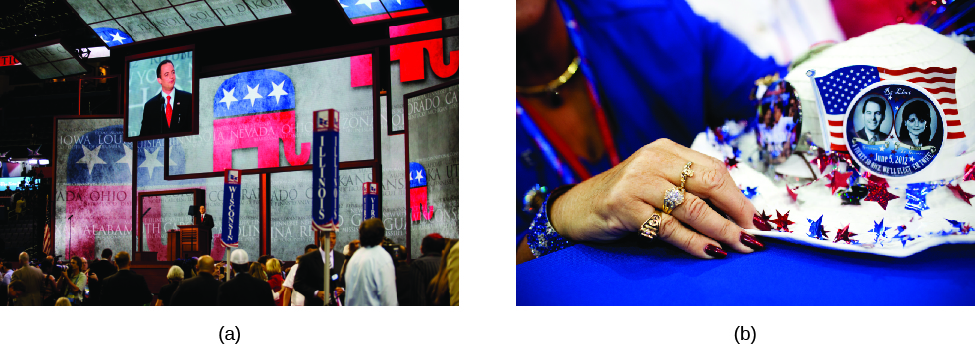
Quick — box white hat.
[229,249,249,265]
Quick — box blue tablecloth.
[516,236,975,305]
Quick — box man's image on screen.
[140,59,192,137]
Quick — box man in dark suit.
[856,96,888,143]
[100,251,152,306]
[170,255,222,306]
[294,231,347,306]
[86,248,118,306]
[198,205,215,255]
[217,249,275,306]
[139,59,192,137]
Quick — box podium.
[167,225,199,260]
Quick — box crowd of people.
[1,217,459,306]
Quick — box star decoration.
[243,84,263,106]
[904,182,936,216]
[947,219,972,235]
[786,185,798,202]
[863,175,899,210]
[892,226,913,247]
[355,0,380,9]
[725,156,739,169]
[741,186,758,199]
[753,210,773,232]
[115,143,134,175]
[833,224,857,244]
[946,183,975,205]
[218,87,237,109]
[963,163,975,182]
[770,210,794,232]
[868,219,890,243]
[139,147,164,179]
[110,32,127,44]
[807,215,829,240]
[825,170,853,194]
[76,145,107,175]
[809,147,830,174]
[268,80,289,104]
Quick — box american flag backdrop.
[811,65,964,152]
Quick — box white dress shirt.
[344,245,397,306]
[281,263,304,306]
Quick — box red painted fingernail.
[740,232,765,250]
[704,244,727,259]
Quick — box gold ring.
[639,212,662,240]
[679,162,694,190]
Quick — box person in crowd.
[338,239,360,285]
[266,258,285,305]
[447,241,459,306]
[258,255,272,271]
[13,195,25,220]
[100,251,152,306]
[515,0,775,263]
[87,248,117,306]
[343,218,397,306]
[217,249,275,306]
[11,252,44,306]
[38,259,60,306]
[57,256,87,305]
[0,276,6,305]
[280,244,318,306]
[55,297,71,306]
[155,265,184,306]
[294,231,347,306]
[0,261,13,286]
[427,239,457,306]
[394,245,418,306]
[408,233,445,305]
[7,280,26,305]
[170,255,222,306]
[249,262,267,282]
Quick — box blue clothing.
[516,0,784,237]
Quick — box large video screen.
[55,118,132,260]
[170,55,374,176]
[125,46,196,141]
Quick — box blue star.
[741,186,758,199]
[807,215,828,240]
[868,219,890,243]
[905,182,937,216]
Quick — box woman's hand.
[550,139,763,259]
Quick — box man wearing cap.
[140,59,193,137]
[294,231,347,306]
[170,255,222,306]
[342,218,397,306]
[217,249,274,306]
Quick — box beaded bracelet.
[527,185,576,258]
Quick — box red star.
[825,170,853,194]
[947,183,975,205]
[863,175,899,210]
[753,210,773,231]
[964,163,975,182]
[725,156,739,170]
[770,210,795,232]
[833,224,857,243]
[809,148,830,174]
[786,185,798,202]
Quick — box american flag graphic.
[812,65,964,151]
